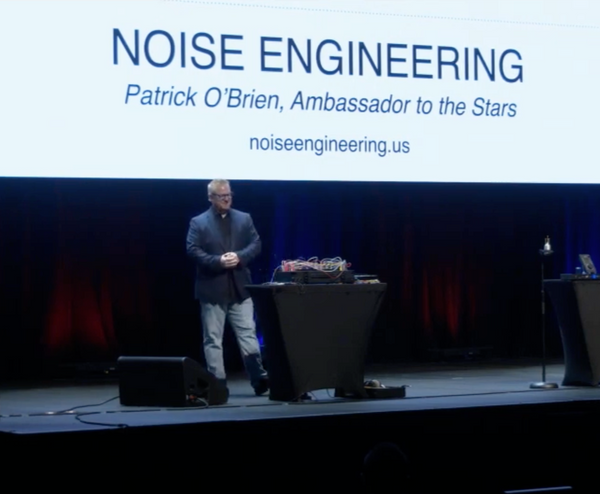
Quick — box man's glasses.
[211,193,233,200]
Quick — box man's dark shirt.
[214,209,243,304]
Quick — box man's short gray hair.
[208,179,230,195]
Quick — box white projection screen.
[0,0,599,183]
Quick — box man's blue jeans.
[200,297,267,387]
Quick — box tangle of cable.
[270,256,349,282]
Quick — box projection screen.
[0,0,598,183]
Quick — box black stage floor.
[1,358,598,434]
[2,359,600,493]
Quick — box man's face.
[209,184,233,213]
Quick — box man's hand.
[220,252,239,268]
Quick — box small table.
[246,283,387,401]
[545,279,600,386]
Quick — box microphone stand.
[530,244,558,389]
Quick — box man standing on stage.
[186,179,269,396]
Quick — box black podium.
[246,283,387,401]
[544,279,600,386]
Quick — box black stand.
[246,283,386,401]
[530,248,559,389]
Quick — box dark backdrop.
[1,178,599,380]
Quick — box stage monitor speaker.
[117,356,228,407]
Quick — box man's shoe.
[253,378,269,396]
